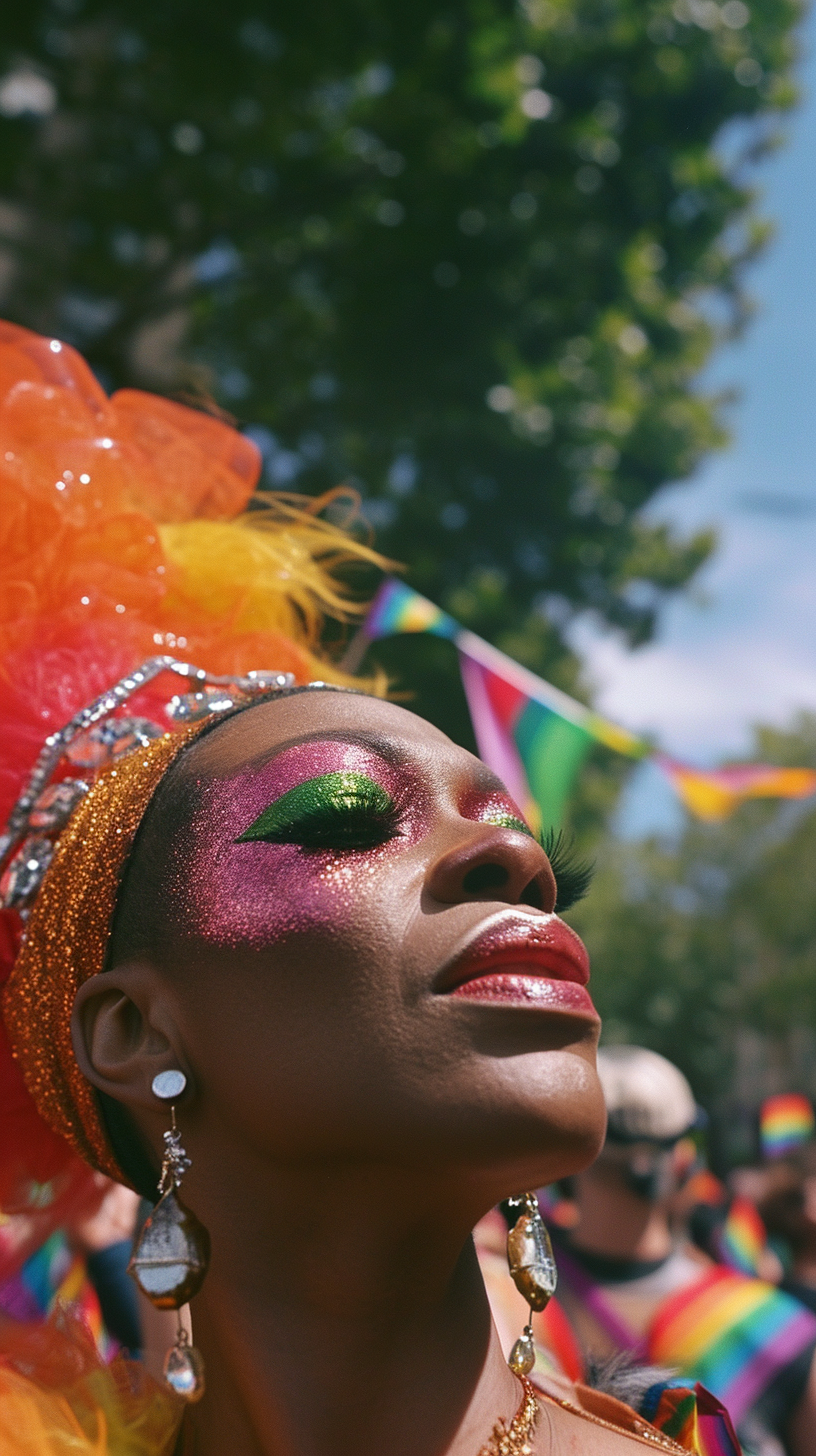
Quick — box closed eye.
[235,771,399,851]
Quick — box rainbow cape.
[760,1093,815,1159]
[648,1266,816,1425]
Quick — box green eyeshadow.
[236,771,396,849]
[480,810,533,837]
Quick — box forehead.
[183,690,461,781]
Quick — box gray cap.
[597,1045,697,1144]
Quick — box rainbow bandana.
[760,1093,815,1159]
[648,1266,816,1426]
[640,1381,740,1456]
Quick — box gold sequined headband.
[1,657,298,1185]
[4,731,199,1182]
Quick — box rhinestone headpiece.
[0,656,296,914]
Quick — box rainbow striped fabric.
[648,1266,816,1426]
[760,1093,815,1159]
[641,1381,740,1456]
[457,646,594,830]
[717,1197,768,1277]
[0,1230,106,1351]
[361,576,458,641]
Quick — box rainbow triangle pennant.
[655,756,816,823]
[357,576,458,642]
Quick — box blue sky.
[570,10,816,833]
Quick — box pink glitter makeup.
[166,738,421,949]
[458,785,532,836]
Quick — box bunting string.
[351,577,816,826]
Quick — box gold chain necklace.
[478,1376,539,1456]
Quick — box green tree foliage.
[0,0,800,694]
[569,714,816,1113]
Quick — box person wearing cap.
[548,1047,816,1456]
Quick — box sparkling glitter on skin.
[459,787,533,838]
[169,740,538,953]
[5,711,585,1184]
[172,741,422,950]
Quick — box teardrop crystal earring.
[505,1192,557,1377]
[128,1069,210,1401]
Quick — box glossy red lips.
[438,910,598,1019]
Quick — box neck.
[570,1170,673,1263]
[179,1158,521,1456]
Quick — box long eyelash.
[286,798,399,849]
[236,773,399,851]
[540,828,594,912]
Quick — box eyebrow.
[214,720,516,803]
[238,727,414,775]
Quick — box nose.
[425,823,557,913]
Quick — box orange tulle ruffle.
[0,1311,182,1455]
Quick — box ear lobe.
[71,967,178,1111]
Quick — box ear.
[71,963,189,1113]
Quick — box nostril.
[519,879,544,910]
[462,863,509,894]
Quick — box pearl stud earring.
[152,1068,187,1101]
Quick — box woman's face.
[139,691,605,1192]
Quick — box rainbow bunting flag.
[760,1093,815,1159]
[357,578,647,828]
[355,577,816,828]
[655,756,816,823]
[355,576,458,642]
[456,640,630,831]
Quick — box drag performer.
[0,322,737,1454]
[550,1047,816,1454]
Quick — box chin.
[414,1051,606,1196]
[481,1047,607,1188]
